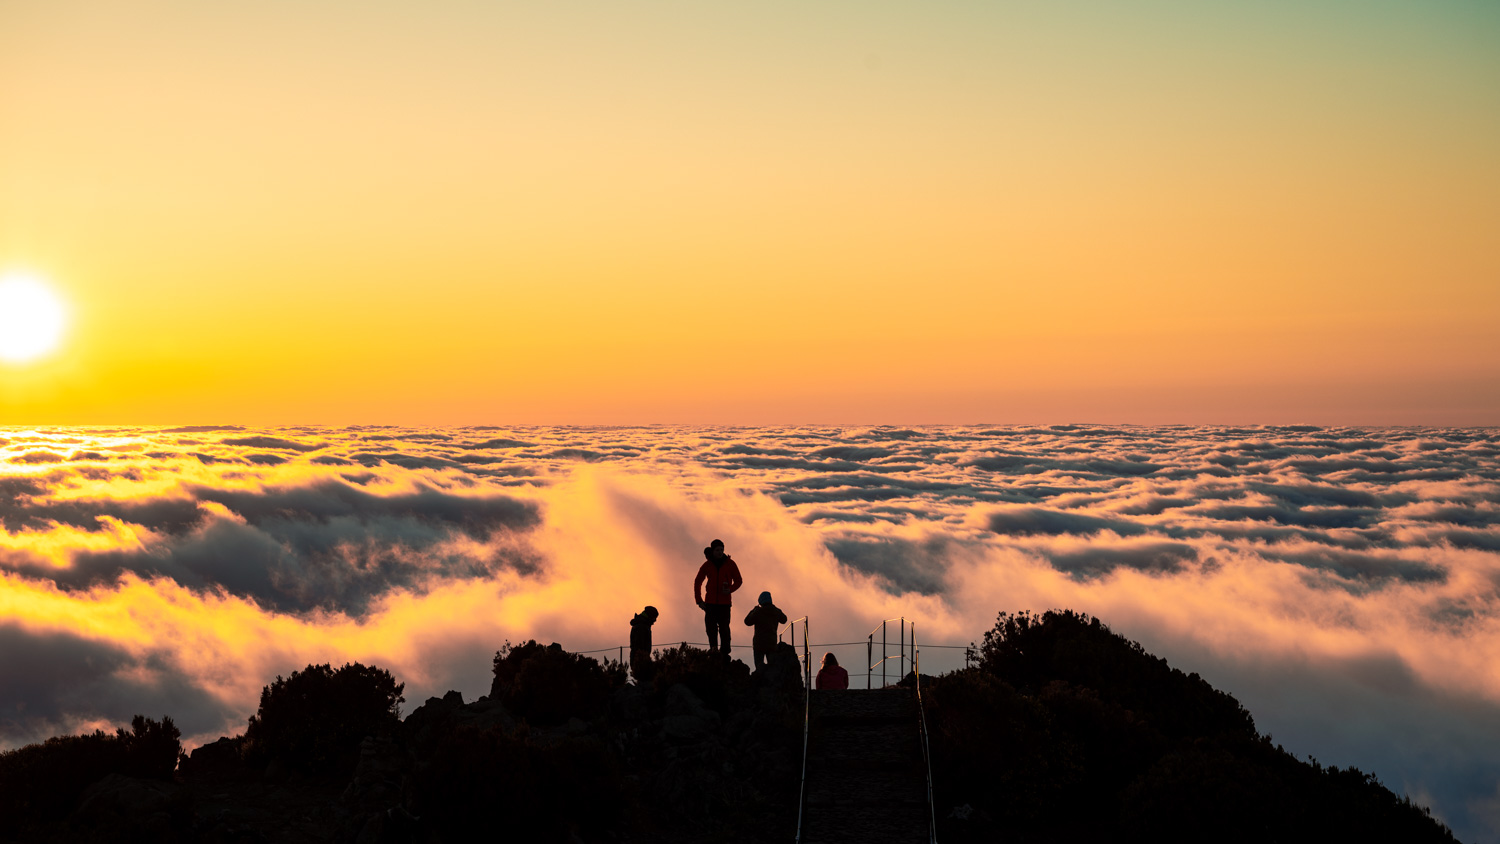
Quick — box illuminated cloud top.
[2,424,1498,836]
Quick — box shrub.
[979,609,1255,741]
[923,669,1076,839]
[411,724,626,843]
[0,715,181,822]
[243,662,404,773]
[926,609,1459,843]
[490,641,625,726]
[646,644,752,713]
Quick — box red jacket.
[694,557,743,606]
[816,665,849,690]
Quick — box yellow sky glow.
[2,1,1497,424]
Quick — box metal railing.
[867,617,915,688]
[779,616,814,690]
[915,627,938,844]
[788,617,811,844]
[574,636,973,686]
[569,629,975,698]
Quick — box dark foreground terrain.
[0,610,1460,843]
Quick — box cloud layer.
[2,424,1498,839]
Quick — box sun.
[0,272,69,364]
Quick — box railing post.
[882,621,887,688]
[803,621,811,690]
[901,617,906,679]
[867,635,873,689]
[794,617,811,844]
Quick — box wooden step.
[805,769,926,807]
[808,727,920,770]
[812,721,919,748]
[811,689,915,720]
[799,801,930,844]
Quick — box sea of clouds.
[2,424,1498,839]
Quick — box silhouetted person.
[743,591,788,672]
[629,605,658,683]
[816,652,848,690]
[694,538,742,654]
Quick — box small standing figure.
[694,539,743,654]
[629,605,659,683]
[743,591,788,672]
[815,652,849,690]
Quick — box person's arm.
[775,607,787,624]
[725,560,743,593]
[694,564,707,605]
[744,607,758,626]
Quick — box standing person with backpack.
[693,539,743,655]
[743,591,788,672]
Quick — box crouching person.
[629,605,658,683]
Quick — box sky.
[3,7,1499,840]
[2,424,1499,839]
[2,0,1498,424]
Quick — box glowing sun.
[0,273,68,364]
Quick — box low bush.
[646,644,752,713]
[490,641,625,726]
[411,724,626,843]
[0,715,181,822]
[927,609,1457,843]
[242,662,404,774]
[980,609,1256,741]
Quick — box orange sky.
[2,1,1497,424]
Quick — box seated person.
[815,652,848,690]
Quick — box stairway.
[799,688,931,843]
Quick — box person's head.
[822,652,839,668]
[758,591,772,606]
[710,538,725,558]
[642,605,658,621]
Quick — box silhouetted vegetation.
[0,715,180,822]
[0,611,1463,843]
[243,661,404,774]
[489,640,626,726]
[458,641,799,842]
[980,609,1256,740]
[412,725,626,842]
[646,638,755,708]
[927,609,1458,843]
